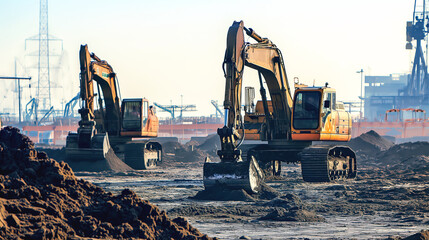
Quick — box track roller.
[124,141,162,170]
[301,145,357,182]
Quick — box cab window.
[293,91,321,129]
[123,101,142,131]
[143,101,149,126]
[322,93,332,115]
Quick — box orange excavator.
[203,21,357,193]
[66,45,162,169]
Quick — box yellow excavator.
[204,21,357,193]
[66,45,162,169]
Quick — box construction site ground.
[70,162,427,239]
[33,131,427,240]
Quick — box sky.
[0,0,416,118]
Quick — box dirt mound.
[376,141,429,171]
[263,193,304,209]
[386,230,429,240]
[0,126,214,240]
[162,141,207,164]
[185,140,200,149]
[347,130,394,156]
[163,141,185,154]
[197,134,220,154]
[36,147,65,161]
[403,230,429,240]
[193,183,280,202]
[259,208,325,222]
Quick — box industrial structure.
[24,0,63,119]
[211,100,224,118]
[364,0,429,121]
[364,74,408,120]
[153,101,196,119]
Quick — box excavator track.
[300,145,357,182]
[123,141,162,170]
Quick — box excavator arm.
[205,21,296,193]
[218,21,293,162]
[66,45,122,161]
[79,44,121,136]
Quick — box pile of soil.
[162,141,207,165]
[258,193,324,222]
[35,147,65,162]
[193,183,280,202]
[262,193,304,209]
[259,208,325,222]
[346,130,394,157]
[376,141,429,171]
[387,230,429,240]
[162,141,185,154]
[0,126,214,240]
[196,134,220,157]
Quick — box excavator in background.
[66,45,162,170]
[204,21,357,193]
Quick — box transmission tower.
[25,0,63,113]
[37,0,50,109]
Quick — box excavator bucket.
[203,156,264,194]
[65,132,111,162]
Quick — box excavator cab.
[120,98,158,138]
[291,87,351,142]
[122,100,143,131]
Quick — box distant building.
[364,74,408,121]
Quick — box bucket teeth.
[203,156,264,194]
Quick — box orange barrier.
[158,123,223,141]
[22,125,78,145]
[352,121,429,139]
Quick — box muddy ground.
[37,131,429,239]
[71,164,427,239]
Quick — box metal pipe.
[243,27,264,43]
[0,77,31,80]
[357,69,364,120]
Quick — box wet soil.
[34,130,429,239]
[0,126,215,240]
[77,162,429,239]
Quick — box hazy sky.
[0,0,416,118]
